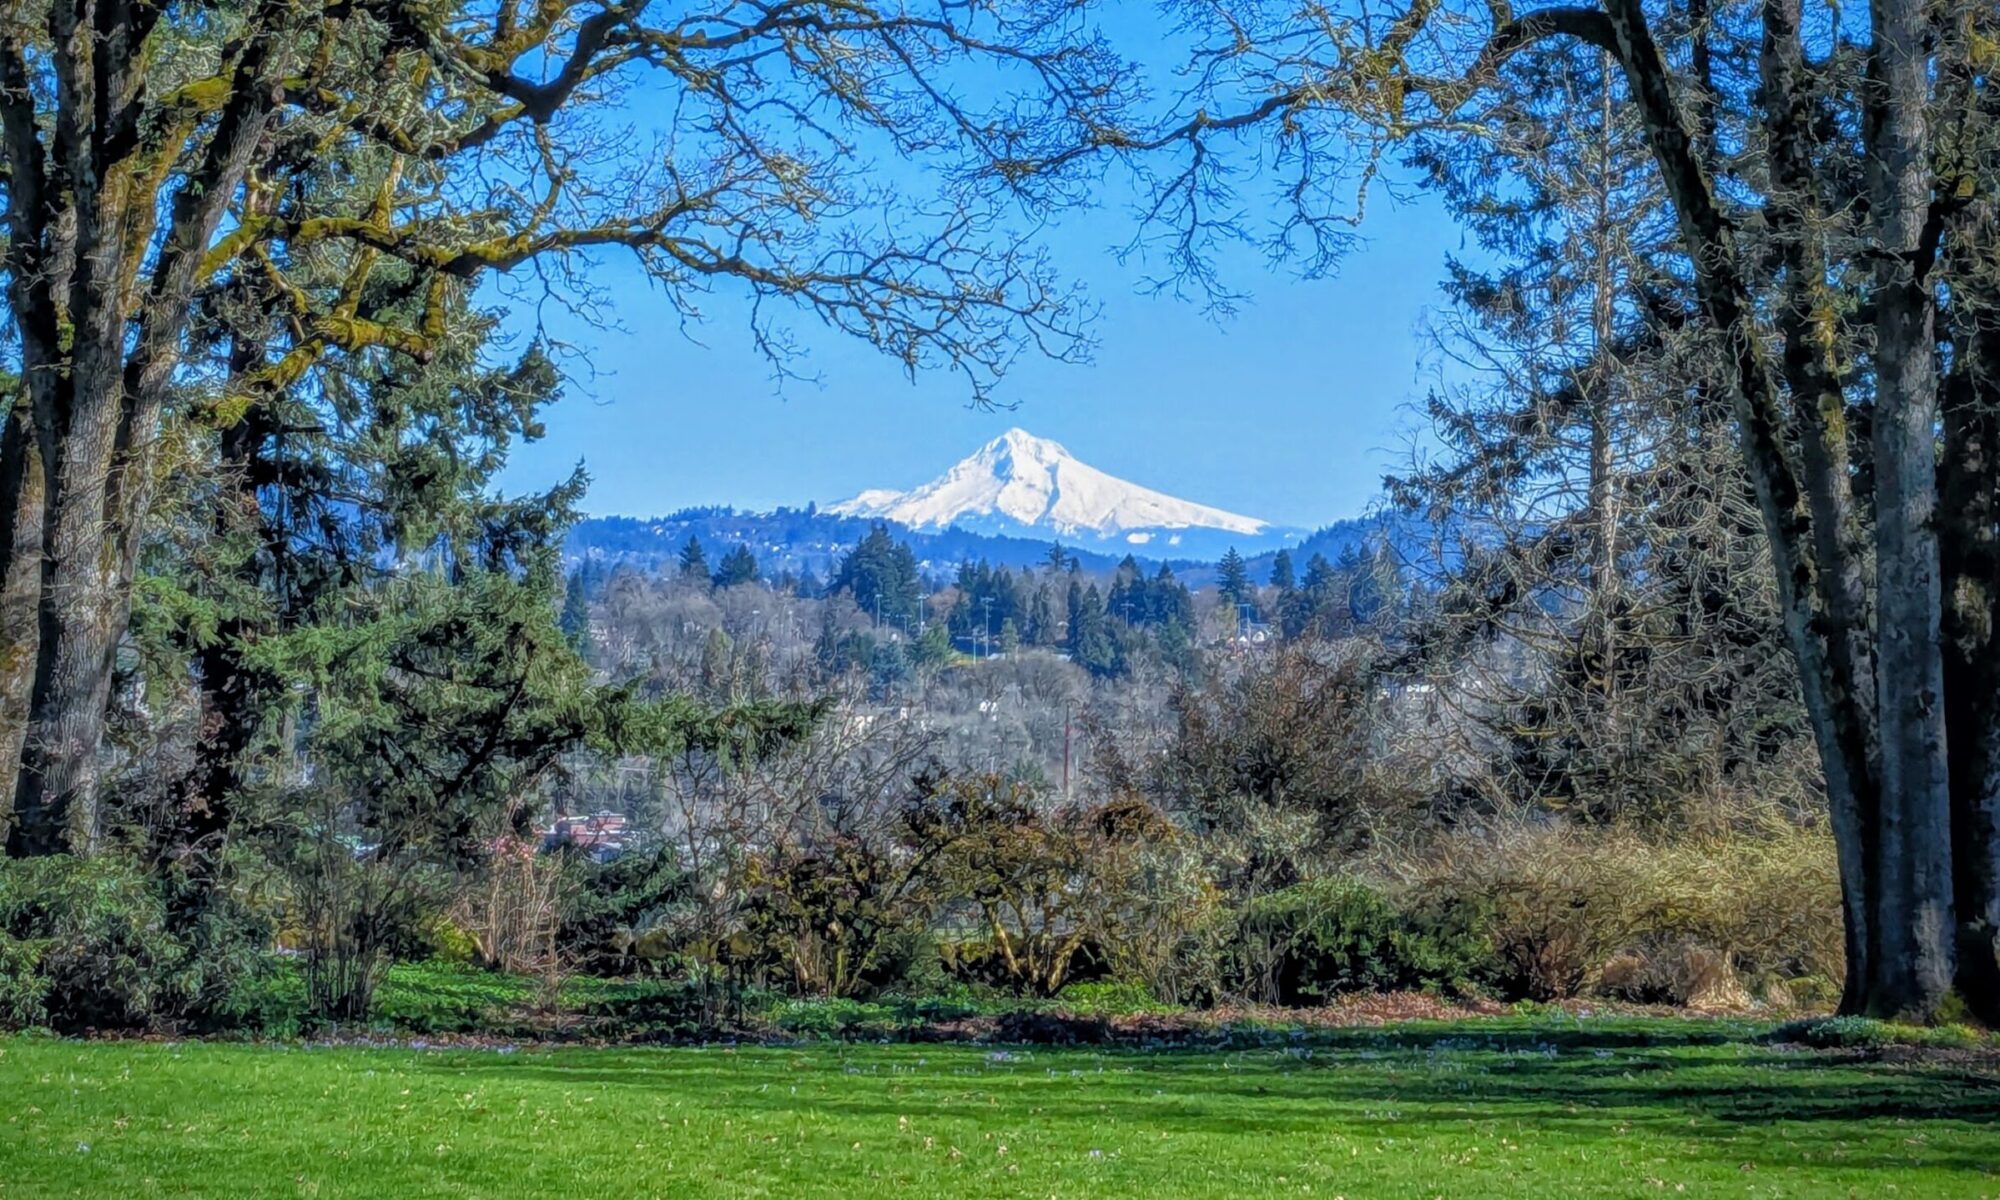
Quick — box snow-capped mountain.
[828,428,1289,554]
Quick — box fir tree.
[912,621,955,669]
[1066,583,1119,677]
[1216,547,1253,610]
[832,525,924,627]
[713,544,760,589]
[679,536,711,581]
[1282,553,1342,639]
[1349,545,1401,628]
[871,641,912,700]
[1027,586,1058,646]
[1157,616,1195,673]
[1152,564,1196,628]
[559,567,594,653]
[1269,549,1297,592]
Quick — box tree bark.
[6,0,286,855]
[1933,0,2000,1027]
[0,405,42,833]
[11,374,128,857]
[1594,0,1968,1016]
[1940,306,2000,1021]
[1757,0,1885,1012]
[9,29,141,851]
[1860,0,1955,1020]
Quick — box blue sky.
[490,24,1473,531]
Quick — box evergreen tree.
[134,275,586,908]
[1152,564,1196,629]
[140,288,822,1016]
[1027,586,1059,647]
[871,641,912,700]
[700,628,737,696]
[832,525,924,628]
[1217,547,1253,612]
[560,567,594,653]
[1269,549,1297,592]
[1348,545,1403,628]
[713,544,760,589]
[912,621,956,669]
[949,558,1029,647]
[814,604,877,677]
[678,536,711,582]
[1157,616,1195,673]
[1066,582,1119,677]
[1282,553,1342,639]
[1064,579,1087,651]
[1110,561,1195,629]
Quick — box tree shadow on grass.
[401,1043,2000,1187]
[405,1027,2000,1144]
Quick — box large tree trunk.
[1861,0,1955,1020]
[1940,180,2000,1020]
[9,366,129,856]
[1756,0,1887,1015]
[8,70,139,854]
[1940,319,2000,1022]
[1599,0,1968,1017]
[0,406,44,828]
[1934,0,2000,1028]
[3,0,283,856]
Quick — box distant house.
[542,811,631,862]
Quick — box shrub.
[937,934,1112,992]
[555,847,694,975]
[370,961,531,1033]
[0,856,198,1032]
[917,780,1172,997]
[426,917,480,965]
[1090,837,1228,1006]
[1396,818,1844,1005]
[768,996,915,1039]
[1233,877,1497,1004]
[1058,981,1175,1017]
[866,928,951,996]
[1595,942,1751,1009]
[0,936,47,1029]
[1410,825,1604,1001]
[1783,974,1843,1012]
[1768,1016,1989,1051]
[742,836,938,998]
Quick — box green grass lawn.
[2,1019,1996,1199]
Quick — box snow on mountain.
[827,428,1269,544]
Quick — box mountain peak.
[827,428,1268,544]
[987,426,1065,455]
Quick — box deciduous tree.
[1101,0,1999,1020]
[0,0,1120,856]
